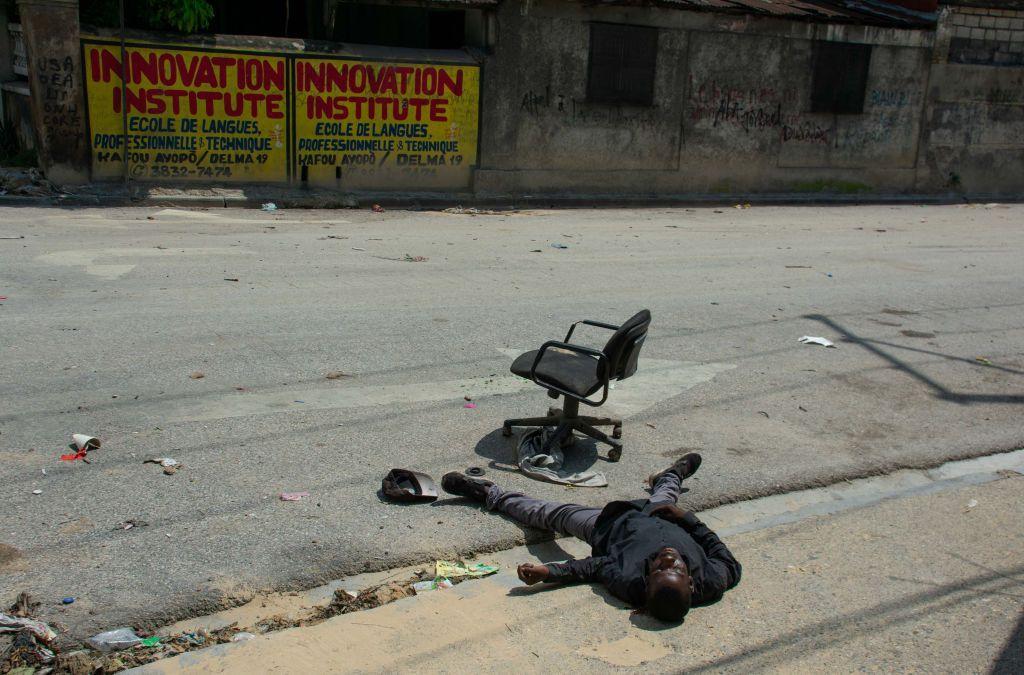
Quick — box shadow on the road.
[992,610,1024,675]
[804,314,1024,405]
[681,563,1024,673]
[473,427,604,476]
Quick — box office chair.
[502,309,651,462]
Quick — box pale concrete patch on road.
[35,246,253,280]
[578,635,673,667]
[161,355,735,423]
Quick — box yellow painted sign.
[294,57,479,188]
[83,41,289,182]
[82,38,480,188]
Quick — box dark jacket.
[545,498,742,609]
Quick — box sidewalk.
[133,466,1023,673]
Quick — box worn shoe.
[649,452,702,487]
[441,472,495,503]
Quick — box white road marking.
[35,247,253,280]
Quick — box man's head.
[645,547,692,622]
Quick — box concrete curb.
[2,190,1022,210]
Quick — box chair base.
[503,397,624,462]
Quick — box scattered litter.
[975,357,993,366]
[0,235,25,239]
[436,560,499,579]
[463,395,472,401]
[40,469,46,476]
[7,593,40,619]
[3,628,55,667]
[372,204,385,213]
[798,336,835,348]
[279,492,310,501]
[139,636,162,647]
[261,202,277,212]
[785,265,812,269]
[114,519,148,530]
[0,167,66,197]
[826,272,833,278]
[351,247,366,251]
[86,627,142,652]
[0,613,56,644]
[465,467,485,477]
[231,632,257,642]
[442,206,504,215]
[145,458,179,468]
[163,466,178,476]
[798,405,808,412]
[517,428,607,487]
[223,278,239,282]
[965,498,978,512]
[403,254,428,262]
[758,411,770,418]
[189,371,205,379]
[463,402,477,409]
[645,423,657,429]
[529,249,542,253]
[61,598,74,605]
[70,434,101,453]
[412,578,454,593]
[31,490,41,495]
[325,371,349,379]
[550,242,569,249]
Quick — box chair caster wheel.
[502,425,512,437]
[612,426,622,439]
[608,446,622,462]
[548,407,561,417]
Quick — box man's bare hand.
[517,563,550,585]
[649,503,689,524]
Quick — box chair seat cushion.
[510,348,603,398]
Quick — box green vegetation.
[79,0,214,33]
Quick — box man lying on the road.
[442,453,741,622]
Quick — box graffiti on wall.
[688,77,831,146]
[519,86,660,131]
[81,38,479,186]
[37,55,84,149]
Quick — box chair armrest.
[530,341,610,406]
[564,319,620,343]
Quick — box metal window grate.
[810,42,872,114]
[586,23,658,106]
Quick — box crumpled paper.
[435,561,498,579]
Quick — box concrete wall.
[475,0,1019,197]
[919,5,1024,195]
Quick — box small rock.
[189,371,205,379]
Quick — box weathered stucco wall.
[476,0,945,197]
[918,6,1024,196]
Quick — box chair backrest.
[602,309,651,382]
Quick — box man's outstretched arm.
[518,556,609,585]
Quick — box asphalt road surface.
[1,203,1022,641]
